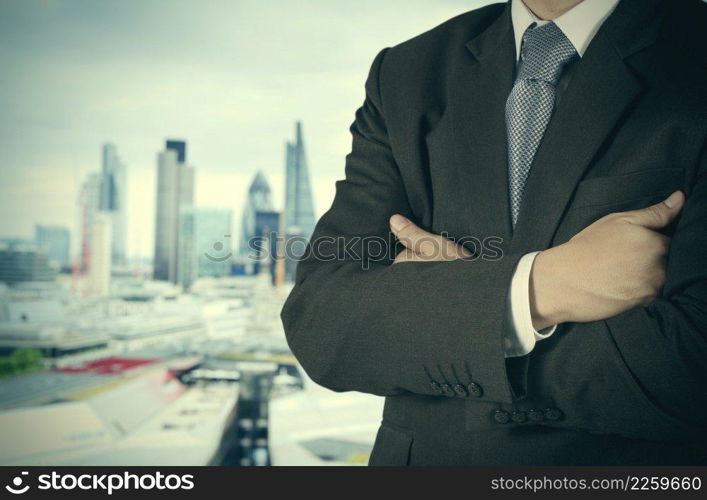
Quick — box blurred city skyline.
[0,0,502,467]
[0,0,490,259]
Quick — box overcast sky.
[0,0,493,259]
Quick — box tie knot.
[518,22,577,84]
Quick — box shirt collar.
[511,0,621,61]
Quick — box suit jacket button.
[511,411,527,423]
[430,381,442,394]
[528,409,544,422]
[453,383,468,397]
[544,408,563,421]
[493,410,510,424]
[468,382,484,398]
[441,383,455,397]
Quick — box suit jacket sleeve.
[281,49,527,403]
[531,140,707,441]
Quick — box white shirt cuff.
[503,251,558,358]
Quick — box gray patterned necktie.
[506,22,578,226]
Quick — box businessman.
[281,0,707,465]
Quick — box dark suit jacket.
[281,0,707,465]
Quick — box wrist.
[529,246,571,330]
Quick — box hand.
[389,215,472,263]
[530,191,685,330]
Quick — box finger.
[389,215,445,256]
[393,245,470,264]
[618,191,685,230]
[393,248,427,264]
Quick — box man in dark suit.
[281,0,707,465]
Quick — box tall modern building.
[239,171,274,258]
[284,122,316,240]
[89,213,112,297]
[178,207,233,290]
[99,143,127,266]
[34,225,70,271]
[254,210,280,285]
[79,172,102,275]
[284,121,316,281]
[153,140,194,283]
[177,207,196,291]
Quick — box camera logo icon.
[204,234,233,262]
[5,471,29,495]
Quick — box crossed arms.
[280,51,707,443]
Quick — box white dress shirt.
[503,0,620,358]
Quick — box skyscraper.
[34,225,70,271]
[284,122,316,240]
[178,207,233,290]
[153,140,194,283]
[239,171,274,258]
[99,143,127,266]
[79,172,102,275]
[177,207,196,291]
[284,121,316,281]
[89,213,112,297]
[254,210,280,285]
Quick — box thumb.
[621,191,685,229]
[389,214,440,256]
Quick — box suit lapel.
[449,3,515,248]
[508,0,665,253]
